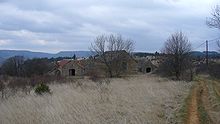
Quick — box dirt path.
[186,79,214,124]
[187,86,200,124]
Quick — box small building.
[94,50,138,76]
[55,59,86,77]
[50,50,158,77]
[136,58,156,73]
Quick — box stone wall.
[60,61,85,76]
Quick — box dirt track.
[187,86,200,124]
[186,78,220,124]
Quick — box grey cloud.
[0,0,219,52]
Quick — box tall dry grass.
[0,75,192,124]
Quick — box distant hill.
[0,50,54,59]
[0,50,93,65]
[0,50,219,65]
[134,51,220,58]
[54,51,93,58]
[191,51,220,58]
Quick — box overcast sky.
[0,0,219,53]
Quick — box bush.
[209,62,220,79]
[23,58,54,77]
[195,62,220,79]
[35,83,51,95]
[156,57,194,81]
[8,77,29,89]
[1,56,25,76]
[195,63,208,75]
[87,68,101,82]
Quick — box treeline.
[48,55,77,62]
[134,52,162,58]
[0,56,72,98]
[0,56,54,77]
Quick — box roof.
[57,59,86,69]
[57,59,71,68]
[75,60,86,68]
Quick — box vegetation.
[207,5,220,29]
[0,79,5,98]
[35,83,51,95]
[0,5,219,123]
[23,58,53,77]
[178,89,191,123]
[0,75,191,124]
[207,5,220,50]
[198,102,211,124]
[1,56,25,77]
[208,62,220,79]
[48,56,76,62]
[1,56,54,77]
[90,34,134,77]
[179,77,220,124]
[159,31,193,80]
[133,52,160,57]
[0,2,220,124]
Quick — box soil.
[187,86,200,124]
[186,80,213,124]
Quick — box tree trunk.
[107,67,113,78]
[1,90,4,99]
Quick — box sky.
[0,0,219,53]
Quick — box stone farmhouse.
[51,51,156,77]
[52,59,87,77]
[136,58,156,73]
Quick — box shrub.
[8,77,29,89]
[35,83,51,95]
[23,58,54,77]
[208,62,220,79]
[87,69,101,82]
[156,57,194,81]
[1,56,25,76]
[195,63,208,75]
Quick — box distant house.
[136,58,156,73]
[54,59,86,77]
[50,50,157,77]
[93,50,138,76]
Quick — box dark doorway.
[146,67,151,73]
[69,69,76,76]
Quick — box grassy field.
[0,75,192,124]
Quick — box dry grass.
[0,75,192,124]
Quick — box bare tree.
[1,56,25,77]
[207,5,220,29]
[162,31,192,80]
[23,58,53,77]
[207,5,220,49]
[90,34,134,77]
